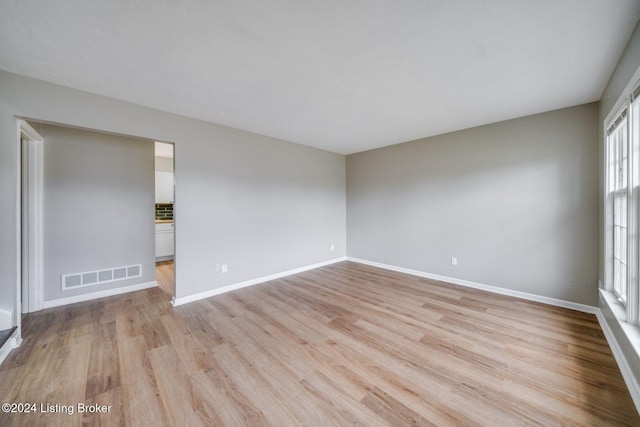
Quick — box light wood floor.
[1,261,638,426]
[155,260,174,296]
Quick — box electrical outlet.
[214,264,221,273]
[221,264,228,273]
[330,244,335,251]
[451,257,458,266]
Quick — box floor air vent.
[61,264,142,290]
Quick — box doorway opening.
[154,141,175,298]
[17,120,177,318]
[20,120,44,314]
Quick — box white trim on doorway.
[19,119,44,314]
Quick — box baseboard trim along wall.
[597,290,640,412]
[347,257,599,314]
[172,257,348,307]
[0,328,20,366]
[42,280,158,309]
[596,309,640,411]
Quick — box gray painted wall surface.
[41,124,155,301]
[600,23,640,120]
[598,21,640,389]
[347,103,599,306]
[0,70,346,325]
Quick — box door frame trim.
[18,119,44,315]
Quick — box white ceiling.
[1,1,639,154]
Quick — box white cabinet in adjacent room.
[155,222,174,260]
[155,171,174,204]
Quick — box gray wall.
[347,103,599,306]
[0,70,346,326]
[598,21,640,388]
[41,124,155,301]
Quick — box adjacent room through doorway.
[154,141,175,297]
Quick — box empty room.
[2,1,640,425]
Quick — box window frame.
[608,111,629,305]
[605,89,640,325]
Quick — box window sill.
[599,289,640,360]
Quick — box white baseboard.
[172,257,347,307]
[0,309,11,330]
[0,328,20,366]
[346,257,599,314]
[597,291,640,412]
[42,281,158,309]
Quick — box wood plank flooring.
[0,261,638,426]
[155,260,174,296]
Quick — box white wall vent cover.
[61,264,142,290]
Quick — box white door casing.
[20,119,44,313]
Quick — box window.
[605,85,640,324]
[632,93,640,320]
[608,111,628,304]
